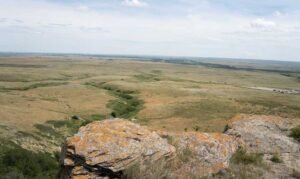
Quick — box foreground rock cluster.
[59,119,175,178]
[59,115,300,179]
[225,115,300,178]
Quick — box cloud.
[122,0,148,7]
[0,0,300,61]
[77,5,89,11]
[0,18,7,23]
[250,18,276,29]
[80,26,108,33]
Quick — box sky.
[0,0,300,61]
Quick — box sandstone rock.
[225,115,300,178]
[225,114,300,153]
[168,132,240,177]
[59,119,176,178]
[59,115,300,179]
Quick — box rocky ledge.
[225,115,300,178]
[59,115,300,179]
[59,119,175,178]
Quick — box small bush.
[231,148,263,165]
[193,126,200,132]
[71,115,80,120]
[178,147,194,163]
[289,126,300,142]
[270,153,281,163]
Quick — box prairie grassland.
[0,56,300,136]
[0,56,300,177]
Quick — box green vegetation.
[289,126,300,142]
[164,135,176,146]
[1,82,68,91]
[223,124,230,133]
[35,123,64,140]
[193,125,200,131]
[0,140,58,178]
[270,153,281,163]
[1,56,300,178]
[0,113,105,178]
[86,82,143,118]
[134,73,160,82]
[227,148,266,179]
[178,147,194,163]
[231,148,263,165]
[36,113,106,140]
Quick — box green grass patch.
[134,73,160,82]
[36,113,106,141]
[289,126,300,142]
[34,124,64,140]
[270,153,282,163]
[86,82,144,119]
[2,82,68,91]
[231,148,263,165]
[0,143,58,178]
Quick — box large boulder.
[59,119,176,178]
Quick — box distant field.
[0,55,300,152]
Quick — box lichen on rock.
[58,119,176,178]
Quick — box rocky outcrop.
[168,132,240,177]
[225,115,300,153]
[225,115,300,178]
[59,115,300,178]
[59,119,241,178]
[59,119,176,178]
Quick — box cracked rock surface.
[58,119,176,178]
[225,115,300,178]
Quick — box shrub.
[289,126,300,142]
[71,115,80,120]
[270,153,281,163]
[86,81,144,119]
[178,147,193,163]
[193,126,200,132]
[231,148,263,165]
[223,124,230,133]
[0,147,58,178]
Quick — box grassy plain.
[0,56,300,150]
[0,55,300,177]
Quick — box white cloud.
[0,0,300,61]
[122,0,148,7]
[77,5,89,11]
[250,18,276,29]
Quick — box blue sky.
[0,0,300,61]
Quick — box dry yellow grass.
[0,56,300,134]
